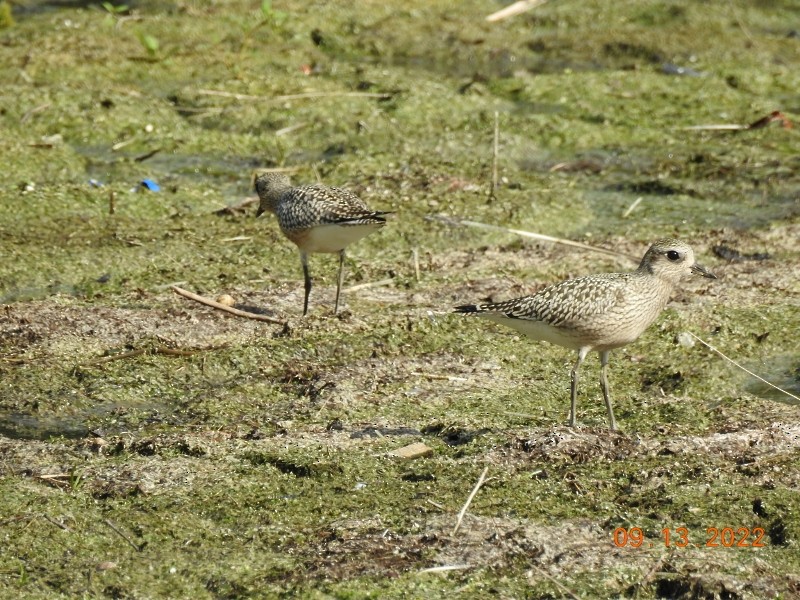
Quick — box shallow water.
[0,411,89,440]
[745,354,800,406]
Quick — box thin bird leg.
[334,249,346,315]
[570,347,590,426]
[301,252,312,316]
[599,350,618,431]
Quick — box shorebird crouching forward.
[255,171,390,316]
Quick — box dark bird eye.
[666,250,681,261]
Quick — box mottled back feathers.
[274,184,389,233]
[254,172,389,235]
[455,239,716,352]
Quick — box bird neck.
[635,262,680,292]
[263,183,292,212]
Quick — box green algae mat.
[1,1,799,597]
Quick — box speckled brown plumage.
[255,171,390,315]
[455,239,717,430]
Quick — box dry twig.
[172,286,285,325]
[342,278,394,294]
[530,564,581,600]
[87,346,210,365]
[622,197,643,218]
[429,215,637,262]
[453,466,489,535]
[21,103,51,123]
[197,89,394,102]
[687,332,800,402]
[42,513,72,532]
[633,551,671,599]
[486,0,549,22]
[419,564,471,574]
[103,519,142,552]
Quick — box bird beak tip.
[692,263,717,279]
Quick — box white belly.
[293,223,382,253]
[483,314,586,351]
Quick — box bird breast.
[285,222,384,253]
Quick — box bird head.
[253,170,293,217]
[640,239,717,283]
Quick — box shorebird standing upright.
[255,171,390,316]
[455,239,717,430]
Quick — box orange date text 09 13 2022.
[613,526,766,548]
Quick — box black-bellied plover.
[255,171,390,315]
[455,239,716,430]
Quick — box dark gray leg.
[334,249,345,315]
[599,350,618,431]
[570,347,590,426]
[301,252,311,316]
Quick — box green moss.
[1,0,799,597]
[0,2,12,29]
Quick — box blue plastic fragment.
[88,179,104,187]
[140,178,161,192]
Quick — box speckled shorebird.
[255,171,390,315]
[455,239,716,430]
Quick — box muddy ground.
[1,1,799,598]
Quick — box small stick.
[622,196,642,218]
[530,564,581,600]
[687,332,800,402]
[172,286,285,325]
[490,111,500,199]
[453,466,489,535]
[633,551,670,599]
[311,162,322,184]
[419,564,471,574]
[109,190,116,215]
[155,347,205,357]
[42,513,71,532]
[103,519,141,552]
[111,139,135,151]
[87,346,206,365]
[486,0,549,22]
[196,89,394,102]
[153,281,188,291]
[409,372,469,382]
[275,122,309,137]
[89,349,146,364]
[343,278,394,294]
[412,248,421,281]
[133,148,161,162]
[0,357,27,364]
[428,215,637,262]
[21,103,52,123]
[682,124,748,131]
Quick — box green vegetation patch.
[1,0,798,597]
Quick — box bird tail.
[453,303,482,314]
